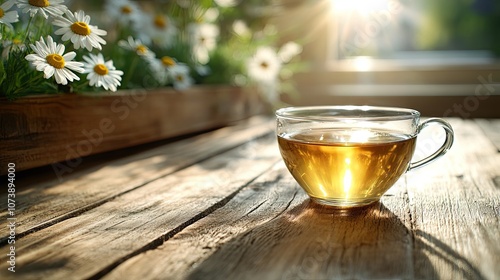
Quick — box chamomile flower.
[169,64,193,90]
[202,8,219,23]
[188,23,219,64]
[2,37,26,58]
[105,0,142,26]
[247,46,281,84]
[82,53,123,92]
[0,0,19,30]
[232,20,251,38]
[53,10,107,51]
[137,13,178,48]
[149,56,197,86]
[148,56,172,85]
[159,56,177,69]
[16,0,68,19]
[25,36,84,85]
[118,36,155,61]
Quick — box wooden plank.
[0,86,263,174]
[102,164,415,280]
[102,119,500,280]
[0,132,282,279]
[475,119,500,152]
[0,116,274,241]
[2,117,497,279]
[406,119,500,280]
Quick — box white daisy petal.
[43,66,55,79]
[52,10,107,51]
[188,23,219,64]
[16,0,68,19]
[135,12,178,48]
[25,53,41,62]
[278,41,302,63]
[105,0,143,26]
[53,70,65,84]
[35,62,48,72]
[118,36,155,60]
[25,36,84,86]
[65,62,85,73]
[82,53,124,92]
[2,0,15,10]
[92,28,107,36]
[62,68,80,82]
[63,51,76,61]
[247,46,282,84]
[0,1,19,30]
[168,64,193,90]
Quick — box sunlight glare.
[353,56,373,71]
[332,0,389,16]
[349,129,373,143]
[343,158,352,194]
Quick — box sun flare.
[332,0,390,16]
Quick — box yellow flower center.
[94,64,109,76]
[136,45,147,54]
[12,38,22,45]
[121,5,132,14]
[0,8,4,18]
[154,15,167,29]
[46,54,65,69]
[161,56,176,67]
[176,75,184,82]
[71,22,91,36]
[28,0,49,8]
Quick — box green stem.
[73,80,90,93]
[23,16,33,43]
[122,55,139,87]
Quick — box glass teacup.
[276,106,454,208]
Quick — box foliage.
[0,0,306,105]
[418,0,500,55]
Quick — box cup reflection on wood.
[276,106,454,208]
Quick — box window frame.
[272,0,500,117]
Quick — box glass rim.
[275,105,420,121]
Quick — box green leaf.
[199,0,214,9]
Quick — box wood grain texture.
[103,119,500,280]
[475,119,500,152]
[0,131,281,279]
[0,118,498,280]
[103,163,415,280]
[0,116,273,241]
[407,119,500,280]
[0,86,263,174]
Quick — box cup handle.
[408,118,454,171]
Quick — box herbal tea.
[278,128,417,206]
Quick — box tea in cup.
[276,106,454,208]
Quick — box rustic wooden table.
[1,116,499,280]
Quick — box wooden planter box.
[0,86,265,174]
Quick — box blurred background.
[72,0,500,117]
[270,0,500,117]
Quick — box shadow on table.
[187,200,484,280]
